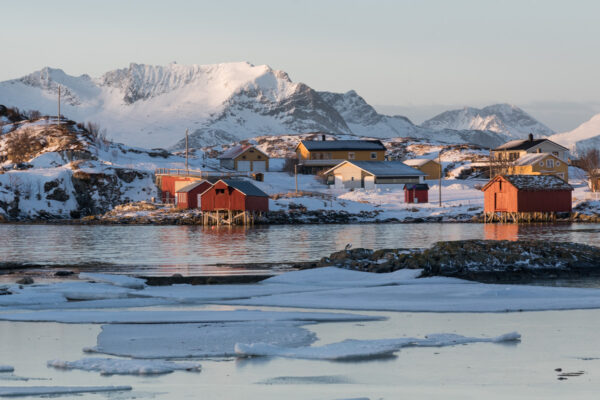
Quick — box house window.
[556,161,560,166]
[257,155,262,159]
[216,189,225,194]
[348,152,355,160]
[242,155,246,159]
[547,159,554,168]
[539,162,544,167]
[370,152,377,159]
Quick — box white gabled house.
[324,161,426,190]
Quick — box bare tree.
[283,155,299,176]
[488,151,515,178]
[578,149,600,192]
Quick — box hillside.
[0,108,198,220]
[421,104,554,139]
[0,62,511,150]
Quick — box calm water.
[1,223,599,276]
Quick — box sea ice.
[0,385,132,397]
[261,267,423,287]
[47,357,201,375]
[89,322,317,358]
[78,272,146,289]
[0,309,382,324]
[235,332,521,360]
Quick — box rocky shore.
[316,240,600,283]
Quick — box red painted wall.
[176,181,212,209]
[483,176,572,213]
[404,189,428,203]
[159,176,200,203]
[200,181,269,212]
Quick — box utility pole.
[438,150,442,207]
[294,164,298,194]
[185,128,189,172]
[57,85,61,126]
[489,149,493,179]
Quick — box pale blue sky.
[2,0,600,130]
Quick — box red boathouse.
[404,183,429,203]
[481,175,573,222]
[175,180,212,209]
[201,179,269,212]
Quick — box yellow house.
[492,134,569,162]
[219,145,269,172]
[402,158,441,180]
[508,153,568,181]
[295,139,386,174]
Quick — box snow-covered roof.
[221,179,269,197]
[299,140,386,152]
[402,158,438,167]
[219,145,261,160]
[326,161,426,177]
[484,175,572,191]
[176,180,210,193]
[512,153,560,166]
[494,138,567,152]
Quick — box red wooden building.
[175,180,212,209]
[200,179,269,212]
[157,175,203,203]
[404,183,429,203]
[482,175,573,221]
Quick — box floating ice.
[258,375,352,385]
[0,385,131,397]
[235,332,521,360]
[78,272,146,289]
[262,267,422,287]
[47,357,201,375]
[89,322,317,358]
[0,367,13,373]
[0,310,382,324]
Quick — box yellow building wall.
[417,161,441,180]
[326,163,369,188]
[508,156,568,181]
[233,147,269,170]
[296,143,385,161]
[492,150,526,161]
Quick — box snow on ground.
[0,385,132,397]
[47,358,201,375]
[0,309,382,324]
[89,322,317,358]
[235,332,520,361]
[78,272,146,289]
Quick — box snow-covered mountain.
[320,90,509,148]
[549,113,600,155]
[0,62,511,150]
[421,104,554,139]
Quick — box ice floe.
[0,367,13,373]
[0,309,383,324]
[235,332,521,360]
[0,385,131,397]
[47,357,201,375]
[89,322,317,358]
[261,267,423,287]
[78,272,146,289]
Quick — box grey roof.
[176,180,210,193]
[221,179,269,197]
[404,183,430,190]
[503,175,572,191]
[219,145,267,160]
[300,140,386,151]
[494,138,567,151]
[327,161,426,177]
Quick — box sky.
[2,0,600,131]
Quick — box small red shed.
[404,183,429,203]
[175,180,212,209]
[482,175,573,213]
[200,179,269,212]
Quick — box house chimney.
[322,134,326,141]
[528,133,534,142]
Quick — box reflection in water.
[1,223,599,276]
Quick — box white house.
[324,161,426,190]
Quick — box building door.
[197,194,202,209]
[253,161,267,172]
[237,161,251,171]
